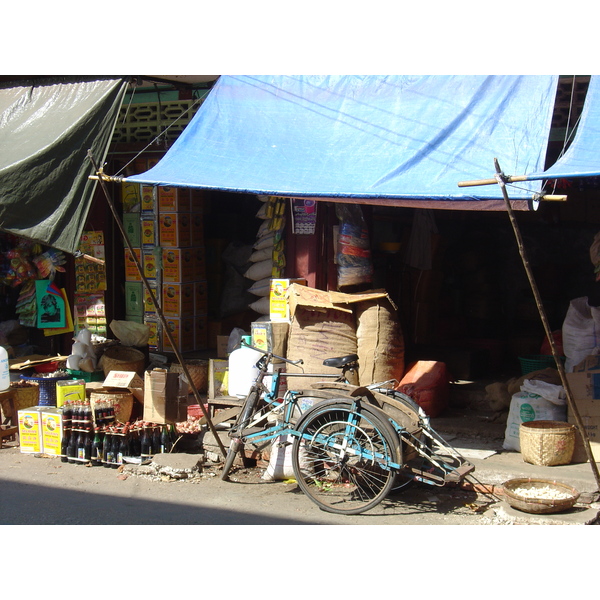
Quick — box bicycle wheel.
[221,389,261,481]
[291,399,402,515]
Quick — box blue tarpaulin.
[527,75,600,181]
[127,75,559,211]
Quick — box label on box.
[56,380,86,408]
[141,185,156,212]
[159,213,192,247]
[125,248,142,281]
[18,408,42,453]
[163,248,195,282]
[163,283,195,316]
[41,409,63,456]
[141,218,157,247]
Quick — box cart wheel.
[292,399,402,515]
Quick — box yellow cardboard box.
[18,407,42,454]
[41,408,64,457]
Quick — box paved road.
[1,446,498,526]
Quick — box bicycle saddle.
[322,354,359,368]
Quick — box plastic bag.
[109,320,150,347]
[335,204,373,289]
[262,434,295,481]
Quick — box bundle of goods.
[245,195,287,316]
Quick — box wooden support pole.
[493,158,600,492]
[87,150,228,459]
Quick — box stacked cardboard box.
[122,169,207,353]
[566,355,600,462]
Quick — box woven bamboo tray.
[503,478,580,514]
[170,359,208,393]
[99,345,145,377]
[520,420,575,466]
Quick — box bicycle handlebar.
[240,340,304,368]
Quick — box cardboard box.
[162,282,195,316]
[123,213,141,247]
[103,371,144,402]
[217,336,229,358]
[194,280,208,312]
[162,247,196,283]
[125,282,144,316]
[208,359,229,398]
[194,314,208,350]
[251,321,289,357]
[193,247,206,279]
[121,182,141,213]
[17,407,43,453]
[124,248,142,281]
[191,213,204,246]
[159,213,192,247]
[566,357,600,462]
[141,217,157,247]
[269,278,307,321]
[141,185,156,213]
[144,317,161,350]
[41,408,64,457]
[158,186,191,212]
[143,284,160,314]
[143,249,158,280]
[143,369,184,424]
[162,316,194,352]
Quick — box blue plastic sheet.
[528,75,600,180]
[128,75,558,211]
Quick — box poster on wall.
[35,280,66,328]
[290,198,317,234]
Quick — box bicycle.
[220,342,474,515]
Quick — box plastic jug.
[0,346,10,392]
[228,336,262,398]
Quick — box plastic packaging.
[228,336,262,398]
[0,346,9,391]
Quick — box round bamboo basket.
[90,389,134,424]
[169,359,208,393]
[503,478,579,514]
[100,345,146,377]
[12,384,40,411]
[519,420,575,466]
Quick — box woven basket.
[520,420,575,466]
[12,384,40,411]
[518,354,564,376]
[20,374,70,406]
[100,346,145,377]
[90,389,134,424]
[503,478,580,514]
[170,359,208,393]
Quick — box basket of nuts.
[502,478,580,514]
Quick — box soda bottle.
[152,424,161,455]
[117,425,129,467]
[76,429,86,462]
[110,429,120,468]
[160,425,172,454]
[60,428,70,463]
[103,428,114,467]
[66,426,77,463]
[140,424,152,462]
[83,428,92,462]
[91,427,103,466]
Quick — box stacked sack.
[245,196,287,318]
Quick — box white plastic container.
[0,345,10,391]
[228,337,262,398]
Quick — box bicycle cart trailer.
[221,345,474,515]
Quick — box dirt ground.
[0,441,508,526]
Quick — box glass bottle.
[160,425,172,454]
[117,425,129,466]
[152,425,161,455]
[60,428,70,463]
[103,428,113,467]
[140,424,152,462]
[91,427,103,466]
[110,429,120,468]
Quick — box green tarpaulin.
[0,76,128,253]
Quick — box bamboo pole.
[492,158,600,492]
[87,151,228,458]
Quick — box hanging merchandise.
[335,204,373,290]
[32,249,66,281]
[291,198,317,234]
[245,196,287,315]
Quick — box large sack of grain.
[285,306,357,391]
[356,298,405,386]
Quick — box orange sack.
[396,361,450,418]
